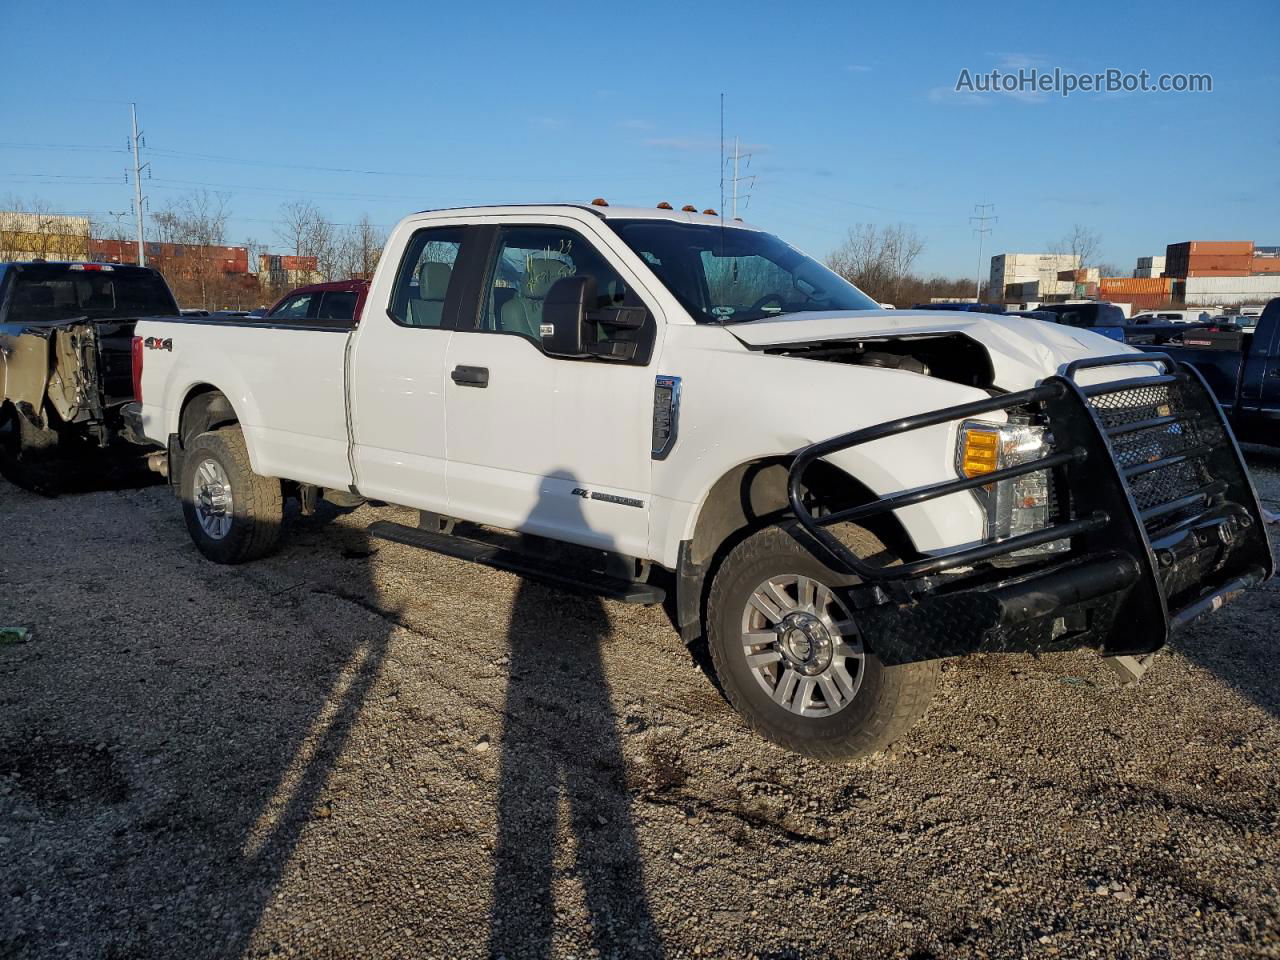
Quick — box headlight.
[957,420,1066,560]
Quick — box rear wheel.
[180,427,282,563]
[0,405,63,495]
[706,523,938,760]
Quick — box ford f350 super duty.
[126,203,1274,760]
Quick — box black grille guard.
[787,353,1274,663]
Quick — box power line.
[970,202,997,301]
[0,141,126,154]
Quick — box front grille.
[1086,379,1224,525]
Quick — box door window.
[477,226,631,344]
[270,293,316,319]
[389,227,465,328]
[318,290,358,321]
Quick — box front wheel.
[706,524,938,760]
[180,427,282,564]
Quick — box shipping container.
[1251,258,1280,274]
[1184,275,1280,294]
[1170,241,1254,256]
[1100,277,1173,296]
[1187,254,1254,267]
[1122,293,1176,311]
[1165,242,1255,278]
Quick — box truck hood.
[726,309,1147,389]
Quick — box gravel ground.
[1,450,1278,960]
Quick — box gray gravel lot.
[1,451,1278,960]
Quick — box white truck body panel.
[135,203,1154,571]
[141,322,351,490]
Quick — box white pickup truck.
[127,203,1273,759]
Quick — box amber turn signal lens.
[960,427,1000,478]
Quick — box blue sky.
[2,0,1276,277]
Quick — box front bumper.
[789,354,1274,665]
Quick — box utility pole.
[129,103,149,267]
[970,202,997,301]
[727,138,755,218]
[719,93,725,226]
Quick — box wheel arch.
[673,455,916,644]
[174,385,268,477]
[178,384,242,443]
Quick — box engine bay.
[761,332,995,389]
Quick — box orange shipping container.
[1125,293,1177,311]
[1099,277,1172,295]
[1251,258,1280,274]
[1182,253,1254,268]
[1186,241,1253,255]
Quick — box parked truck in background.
[0,261,179,492]
[126,203,1273,759]
[1139,298,1280,446]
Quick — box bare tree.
[275,200,318,261]
[1050,224,1101,269]
[0,196,90,261]
[274,200,339,281]
[827,223,926,305]
[151,190,232,308]
[886,224,926,303]
[342,214,385,279]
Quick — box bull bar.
[787,354,1274,665]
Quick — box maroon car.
[265,278,370,327]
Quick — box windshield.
[5,265,178,323]
[608,219,879,323]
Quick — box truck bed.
[133,315,353,490]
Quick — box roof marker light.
[590,197,609,206]
[657,202,673,210]
[681,205,697,212]
[703,209,717,215]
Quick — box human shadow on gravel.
[488,478,664,959]
[0,485,391,960]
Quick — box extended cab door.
[442,220,660,558]
[347,224,471,510]
[1238,302,1280,433]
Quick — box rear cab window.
[3,265,178,323]
[388,227,465,328]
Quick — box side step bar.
[367,520,666,606]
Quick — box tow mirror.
[541,276,595,358]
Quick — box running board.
[366,520,666,605]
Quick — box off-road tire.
[180,427,282,564]
[706,523,939,761]
[0,406,64,495]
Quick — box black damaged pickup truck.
[0,261,180,492]
[1138,298,1280,447]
